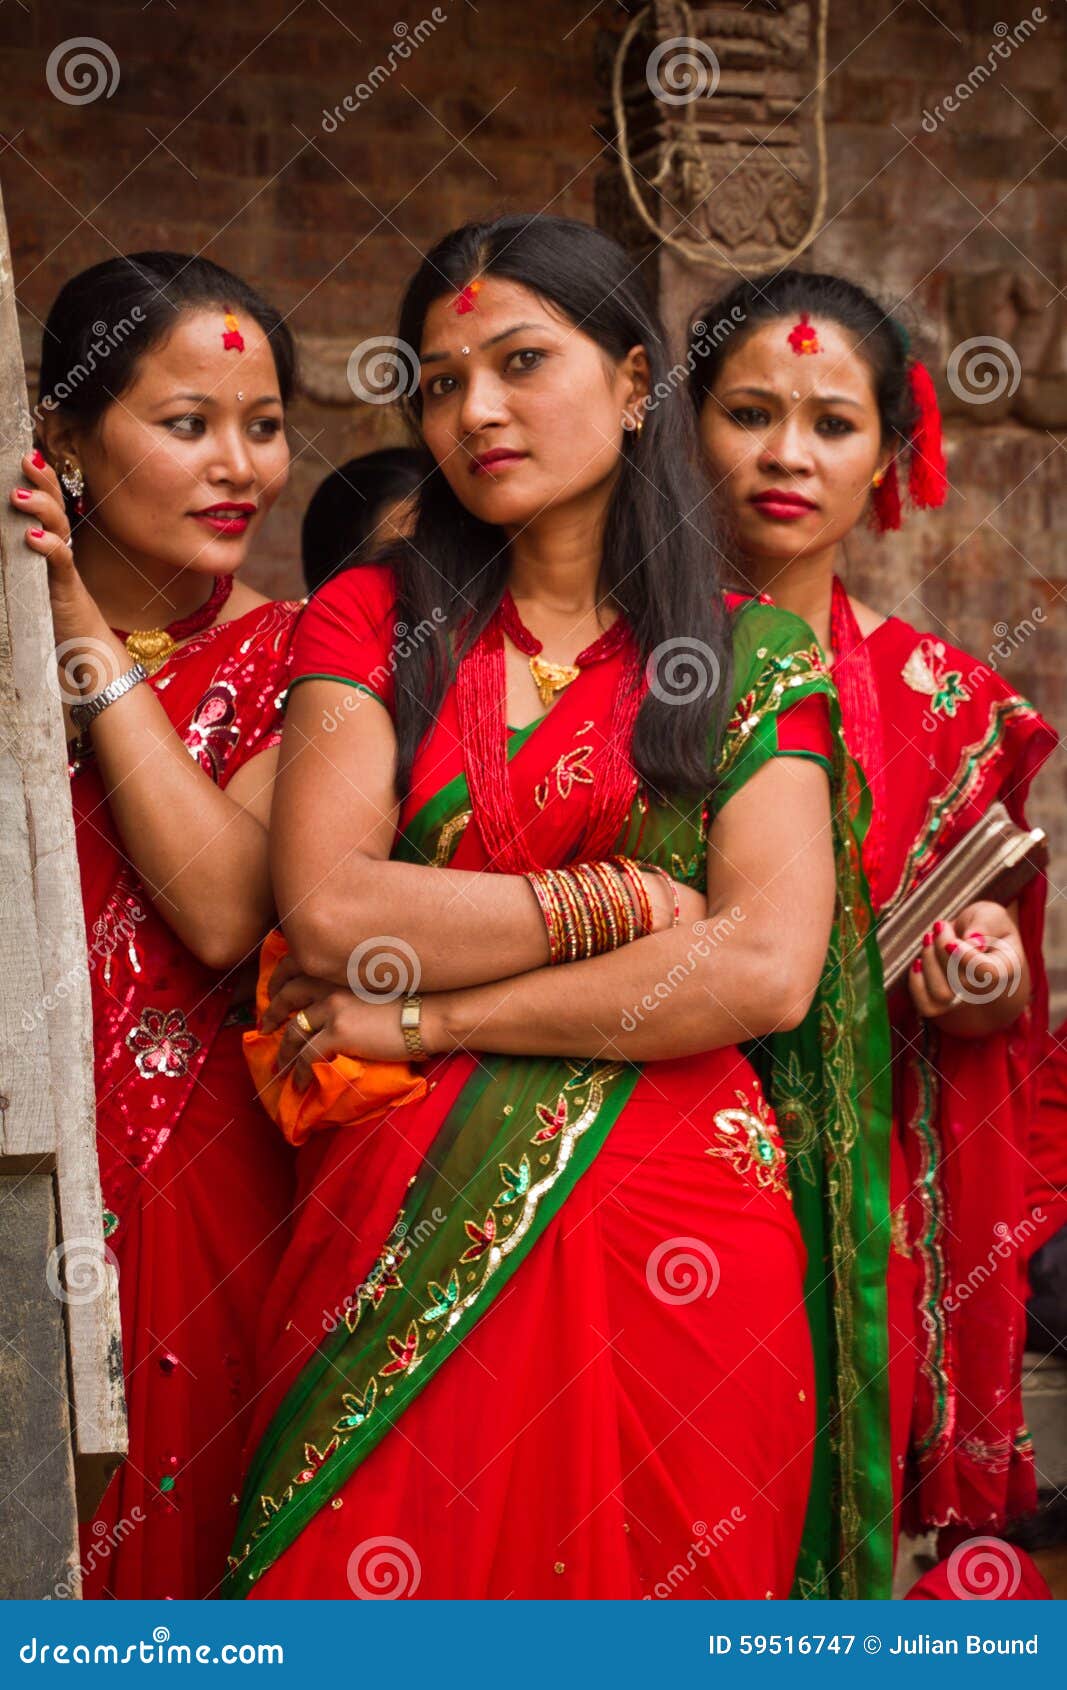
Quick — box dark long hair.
[687,269,917,452]
[301,447,428,594]
[378,213,732,807]
[36,252,296,520]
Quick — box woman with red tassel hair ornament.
[692,269,1057,1580]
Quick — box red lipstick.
[749,488,818,522]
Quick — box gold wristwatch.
[400,994,427,1061]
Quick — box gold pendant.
[529,655,580,708]
[124,628,178,676]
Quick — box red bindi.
[221,311,245,352]
[787,313,821,356]
[453,279,483,315]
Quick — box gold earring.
[60,459,85,502]
[871,468,886,489]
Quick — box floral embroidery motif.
[717,646,829,779]
[961,1435,1012,1474]
[901,638,970,718]
[534,737,595,811]
[185,681,240,781]
[532,1094,569,1143]
[774,1051,820,1188]
[708,1089,790,1197]
[125,1007,201,1080]
[230,1060,628,1581]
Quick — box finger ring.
[294,1009,314,1036]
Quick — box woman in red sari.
[692,270,1058,1562]
[223,217,893,1602]
[16,254,300,1597]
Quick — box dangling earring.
[871,468,886,489]
[60,458,85,515]
[624,410,645,438]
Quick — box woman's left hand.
[908,898,1028,1027]
[270,973,416,1088]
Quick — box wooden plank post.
[0,178,126,1599]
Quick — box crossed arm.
[266,678,837,1066]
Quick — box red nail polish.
[28,527,45,537]
[31,449,45,469]
[922,932,933,947]
[933,920,944,936]
[945,941,959,953]
[912,958,923,973]
[968,931,985,948]
[14,488,30,500]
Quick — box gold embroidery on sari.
[709,1089,790,1197]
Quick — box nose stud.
[461,346,470,356]
[790,390,800,401]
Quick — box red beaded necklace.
[456,588,644,872]
[111,573,234,675]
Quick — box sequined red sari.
[222,566,894,1601]
[831,587,1058,1537]
[72,600,300,1599]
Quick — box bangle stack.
[526,855,659,964]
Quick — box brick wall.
[1,0,1063,1004]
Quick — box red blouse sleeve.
[288,563,398,714]
[775,691,834,771]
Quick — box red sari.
[222,566,889,1601]
[831,584,1057,1536]
[73,599,300,1599]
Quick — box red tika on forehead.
[453,279,484,315]
[787,313,821,356]
[221,311,245,352]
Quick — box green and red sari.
[221,566,893,1600]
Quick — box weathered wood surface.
[0,178,126,1594]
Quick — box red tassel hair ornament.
[906,359,948,510]
[869,359,948,534]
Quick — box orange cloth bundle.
[242,929,429,1146]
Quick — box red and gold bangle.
[646,863,681,928]
[573,864,611,955]
[612,855,654,937]
[560,867,595,962]
[585,859,625,951]
[526,870,563,965]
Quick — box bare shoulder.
[849,595,887,638]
